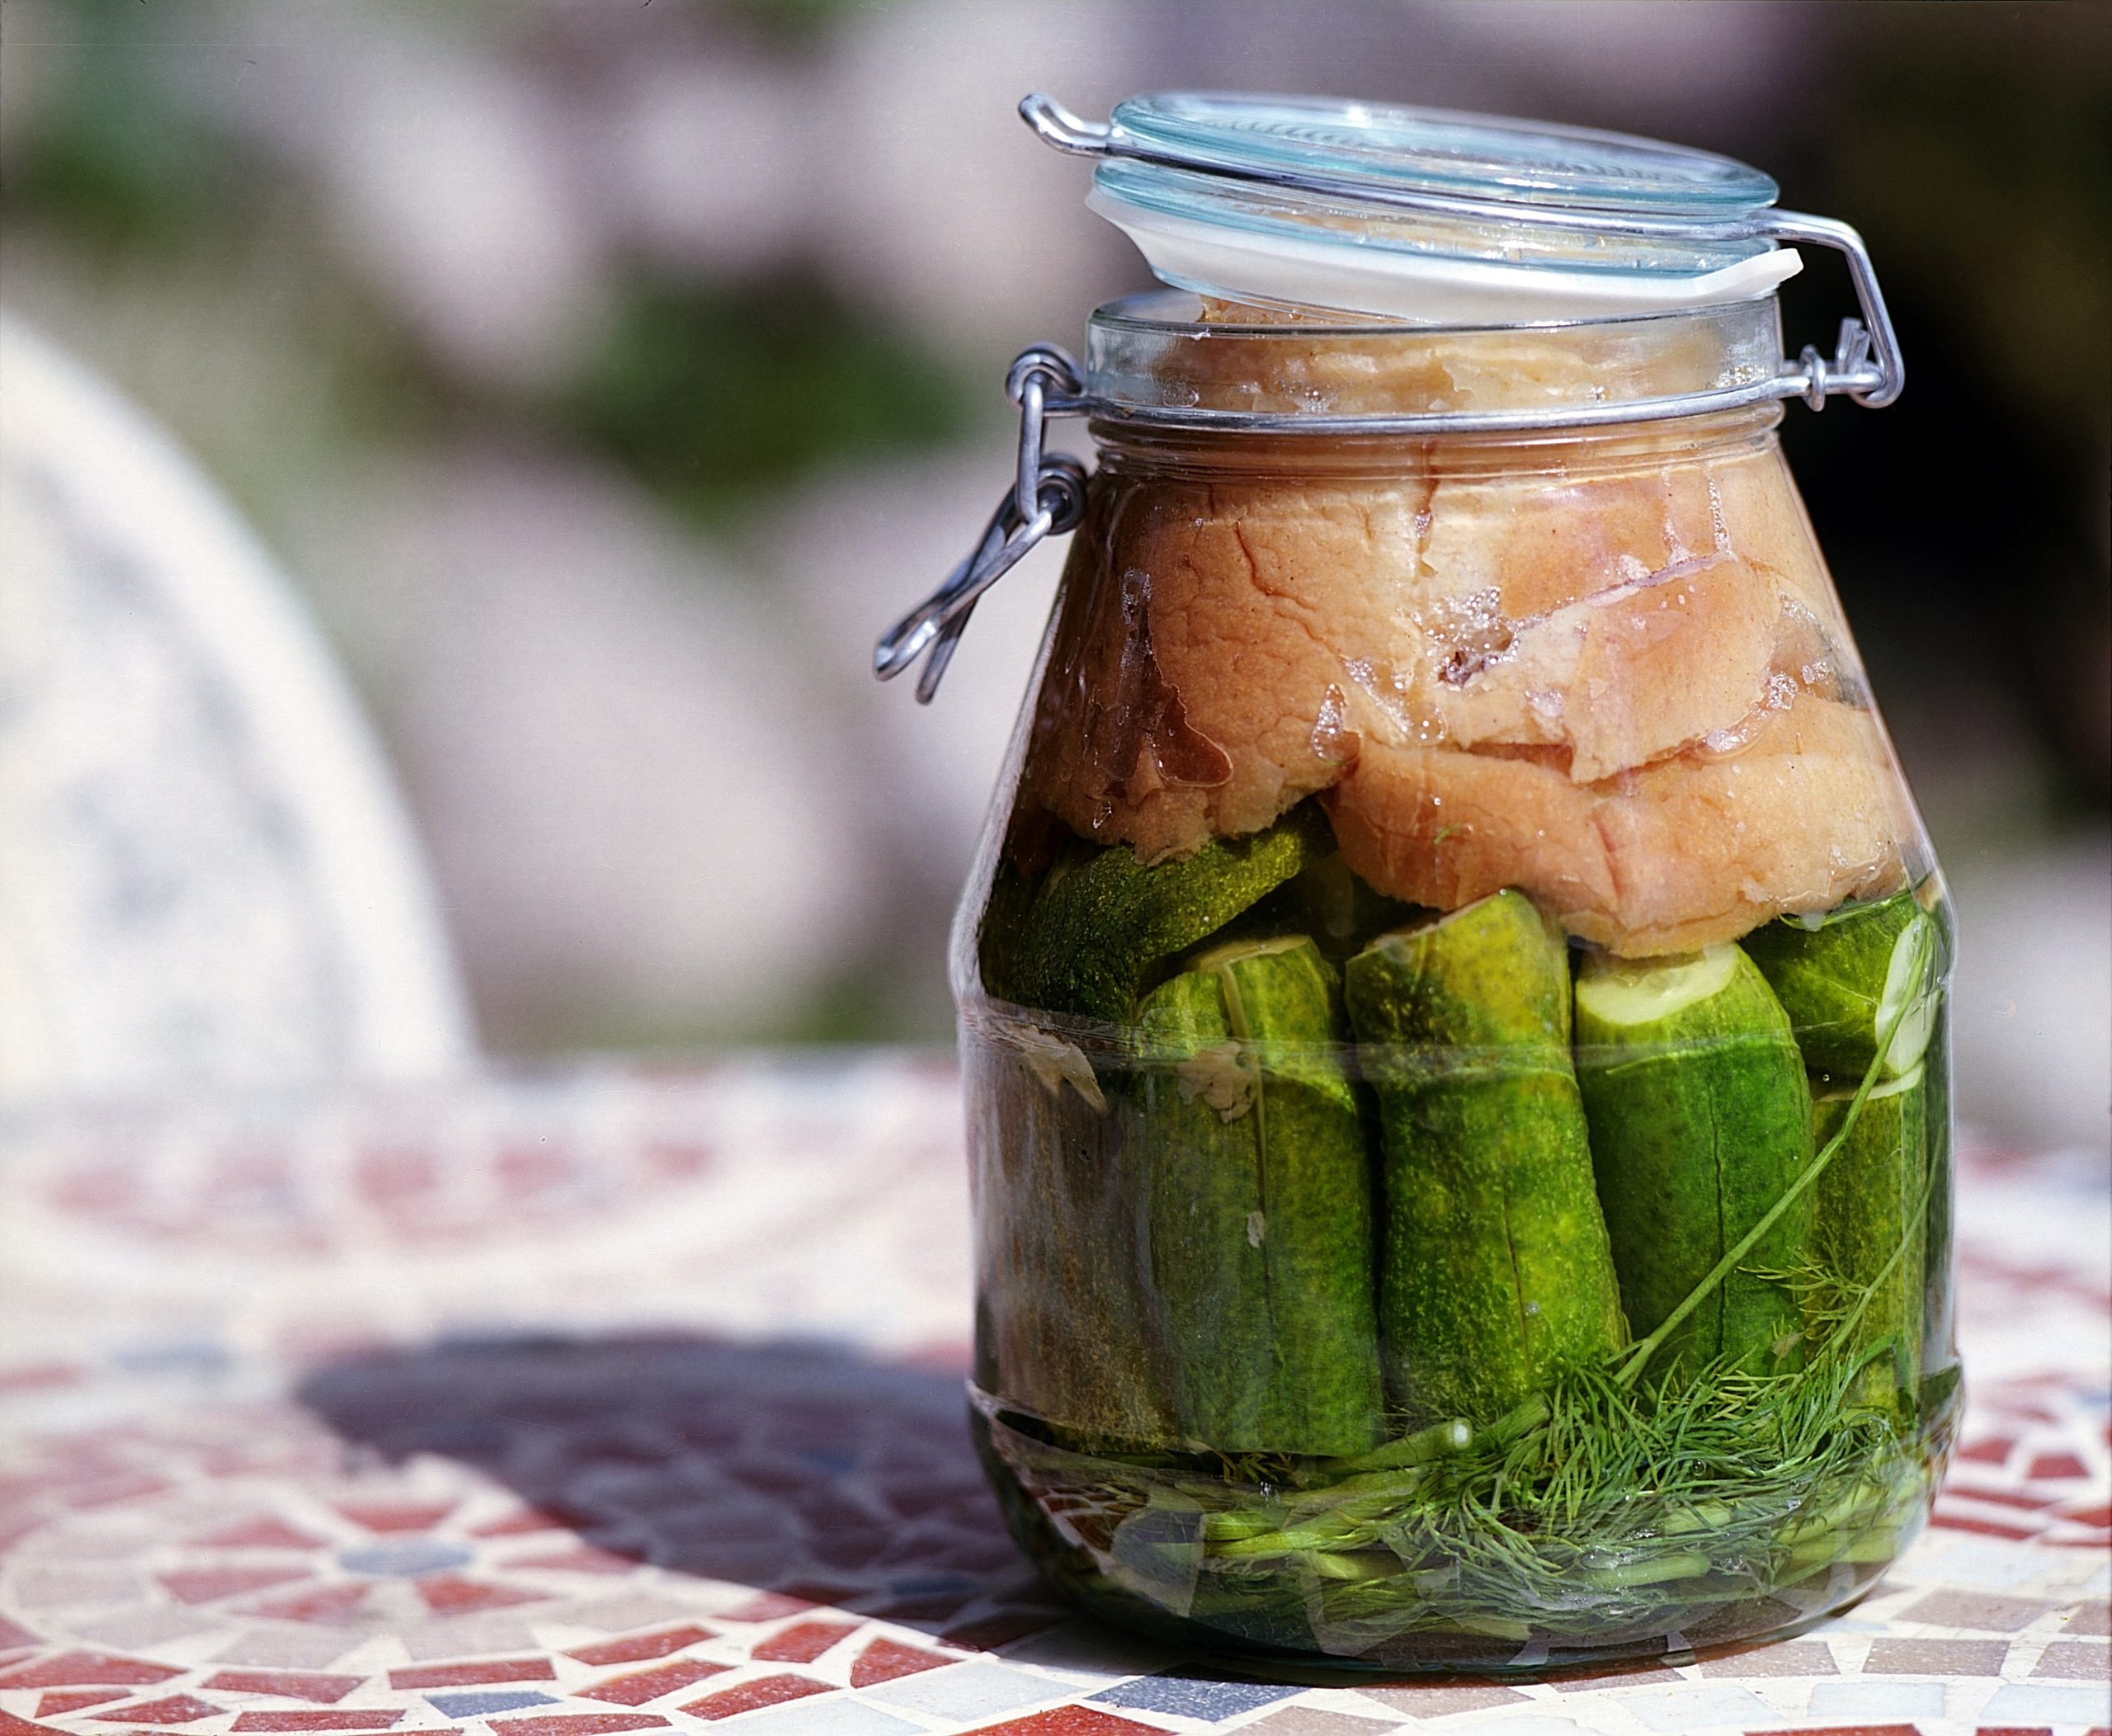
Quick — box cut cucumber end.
[1575,944,1740,1029]
[1877,915,1936,1076]
[1817,1060,1925,1106]
[1190,932,1319,971]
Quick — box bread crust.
[1323,691,1912,955]
[1015,434,1911,951]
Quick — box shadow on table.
[296,1333,1038,1632]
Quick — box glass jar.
[879,95,1956,1673]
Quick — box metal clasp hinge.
[1019,94,1907,414]
[873,346,1088,703]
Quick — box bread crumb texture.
[1018,440,1912,955]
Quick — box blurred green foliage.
[563,275,975,527]
[5,0,239,248]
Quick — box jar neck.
[1088,402,1784,480]
[1084,290,1786,427]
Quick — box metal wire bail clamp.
[1019,93,1906,413]
[873,348,1087,704]
[879,102,1911,701]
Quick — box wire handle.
[877,100,1909,702]
[873,348,1087,703]
[1019,92,1904,410]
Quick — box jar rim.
[1091,288,1775,342]
[1078,291,1792,433]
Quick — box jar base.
[970,1389,1949,1676]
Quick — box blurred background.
[1,0,2105,1151]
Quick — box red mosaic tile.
[717,1593,818,1624]
[680,1677,830,1720]
[0,1653,182,1690]
[0,1514,44,1553]
[199,1672,365,1703]
[2066,1602,2112,1637]
[807,1529,889,1571]
[870,1593,973,1624]
[0,1715,55,1736]
[564,1628,714,1668]
[158,1566,311,1605]
[230,1717,405,1732]
[491,1719,669,1736]
[388,1660,556,1690]
[1547,1660,1684,1692]
[963,1710,1169,1736]
[89,1695,224,1724]
[1747,1726,1918,1736]
[333,1502,455,1534]
[353,1147,440,1209]
[771,1582,863,1609]
[938,1610,1063,1653]
[2063,1504,2112,1529]
[495,1144,578,1198]
[0,1619,38,1651]
[1959,1437,2020,1465]
[1242,1714,1407,1736]
[2027,1453,2092,1482]
[1973,1726,2056,1736]
[414,1576,549,1615]
[2032,1641,2110,1679]
[578,1660,728,1706]
[67,1472,172,1509]
[471,1510,573,1538]
[0,1362,83,1393]
[1902,1591,2056,1631]
[35,1692,126,1716]
[238,1585,369,1625]
[193,1518,328,1551]
[505,1545,634,1575]
[851,1639,955,1687]
[1358,1686,1529,1716]
[1865,1638,2010,1674]
[884,1477,983,1518]
[1930,1512,2042,1540]
[1695,1641,1837,1677]
[639,1142,713,1182]
[1948,1486,2063,1512]
[751,1621,859,1665]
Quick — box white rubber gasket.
[1088,187,1803,323]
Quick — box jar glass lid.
[1061,92,1802,323]
[1107,92,1779,218]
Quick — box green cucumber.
[1002,806,1330,1024]
[965,1031,1174,1448]
[1345,890,1626,1424]
[1742,890,1939,1084]
[1137,936,1384,1456]
[1813,1064,1927,1401]
[1575,944,1813,1380]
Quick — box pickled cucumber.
[1814,1064,1927,1401]
[1575,946,1813,1380]
[1137,936,1384,1456]
[1345,890,1626,1424]
[1743,890,1937,1084]
[966,1026,1174,1448]
[1001,806,1330,1022]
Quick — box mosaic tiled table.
[1,1054,2105,1736]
